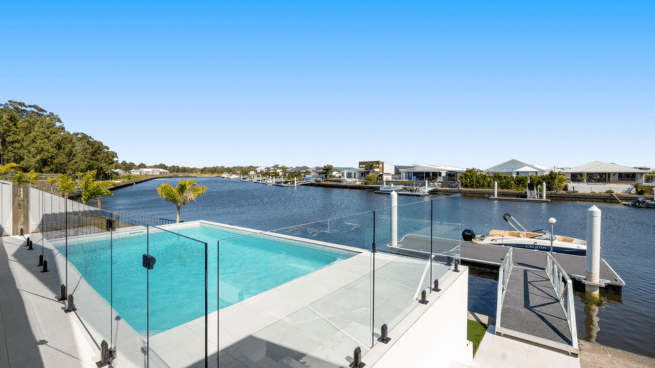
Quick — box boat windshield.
[532,229,555,240]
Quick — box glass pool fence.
[24,187,461,368]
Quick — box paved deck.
[499,267,572,347]
[0,236,99,368]
[471,326,580,368]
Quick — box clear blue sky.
[2,1,653,169]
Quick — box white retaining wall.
[28,187,97,233]
[0,180,12,236]
[373,267,471,368]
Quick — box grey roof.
[485,159,531,173]
[562,161,649,174]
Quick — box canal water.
[100,177,655,358]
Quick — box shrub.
[364,174,378,185]
[605,190,615,194]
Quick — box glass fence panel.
[65,203,113,357]
[218,223,372,367]
[270,212,375,350]
[431,195,462,292]
[148,226,208,368]
[373,200,433,346]
[268,210,375,251]
[111,224,148,368]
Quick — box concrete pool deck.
[1,220,468,367]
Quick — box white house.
[400,165,466,182]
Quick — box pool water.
[65,225,352,335]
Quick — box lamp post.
[549,218,556,254]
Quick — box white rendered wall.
[28,187,99,233]
[0,180,12,235]
[373,268,471,368]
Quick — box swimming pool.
[63,223,353,335]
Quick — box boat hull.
[476,238,586,256]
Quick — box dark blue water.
[100,177,655,358]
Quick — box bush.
[605,190,615,194]
[364,174,378,185]
[111,174,119,180]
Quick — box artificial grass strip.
[467,320,487,355]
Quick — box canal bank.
[305,182,644,204]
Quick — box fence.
[546,253,578,350]
[24,186,462,367]
[495,247,514,329]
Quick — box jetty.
[394,231,623,355]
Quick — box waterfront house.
[400,165,465,182]
[358,161,395,180]
[484,159,559,177]
[562,161,650,193]
[563,161,649,183]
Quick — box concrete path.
[472,326,580,368]
[0,236,98,368]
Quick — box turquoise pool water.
[65,225,352,335]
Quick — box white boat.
[378,184,405,193]
[228,175,240,180]
[378,179,405,193]
[465,213,587,256]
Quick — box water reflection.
[584,303,600,342]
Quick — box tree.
[12,170,39,187]
[56,174,77,198]
[362,162,377,177]
[79,170,113,209]
[0,101,117,178]
[47,177,57,192]
[364,174,377,185]
[156,180,208,223]
[0,163,18,180]
[322,165,334,178]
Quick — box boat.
[228,175,240,180]
[378,184,405,193]
[463,213,587,255]
[623,197,655,209]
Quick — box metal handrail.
[546,253,579,349]
[495,247,514,329]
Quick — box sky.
[2,1,653,169]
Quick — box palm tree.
[157,180,208,223]
[79,171,113,209]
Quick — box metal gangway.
[495,249,579,354]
